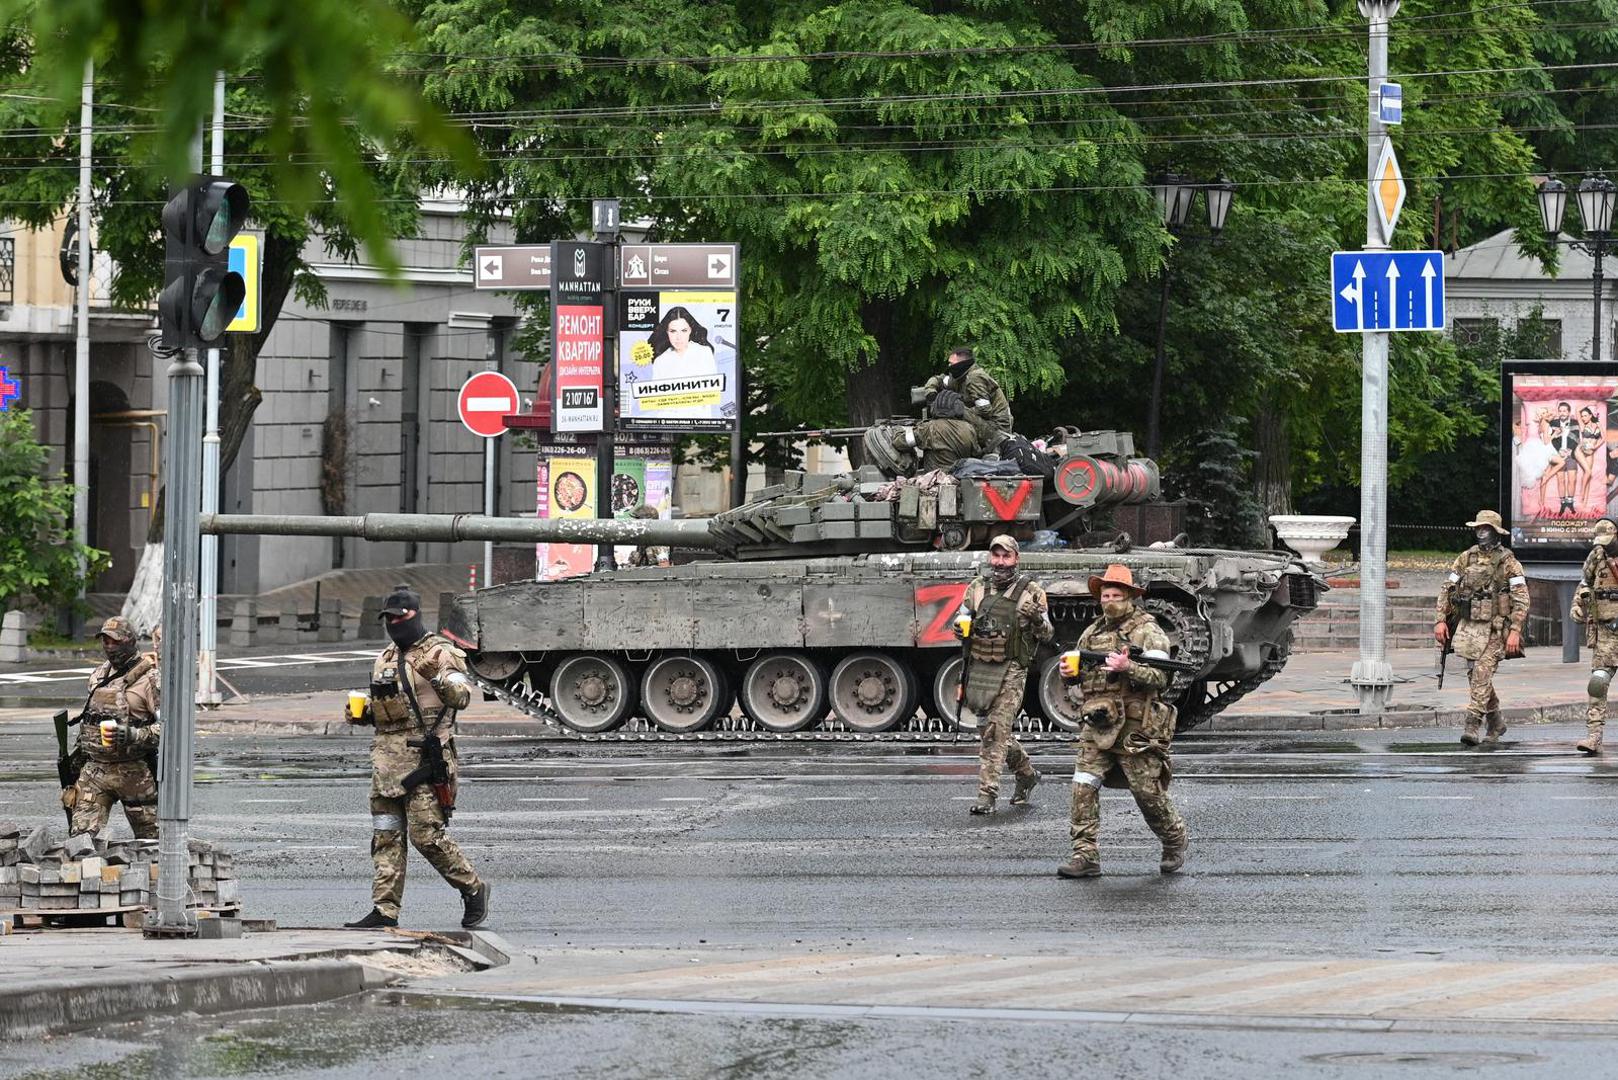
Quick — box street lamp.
[1539,173,1616,362]
[1145,174,1235,457]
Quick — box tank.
[441,428,1326,741]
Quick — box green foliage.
[0,409,108,613]
[0,0,475,273]
[1164,426,1268,549]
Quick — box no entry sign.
[458,370,520,438]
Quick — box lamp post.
[1539,174,1617,363]
[1145,174,1234,458]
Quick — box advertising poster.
[535,454,598,581]
[1505,369,1618,550]
[552,303,605,433]
[619,290,738,431]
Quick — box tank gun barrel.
[198,512,723,548]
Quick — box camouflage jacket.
[75,655,160,764]
[1573,547,1618,627]
[1436,546,1529,632]
[1073,607,1175,755]
[957,574,1053,658]
[923,364,1013,436]
[360,633,472,798]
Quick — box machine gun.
[403,734,455,819]
[53,709,80,828]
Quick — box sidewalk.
[0,924,510,1039]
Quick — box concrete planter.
[1269,514,1356,566]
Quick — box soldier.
[344,584,491,930]
[920,347,1013,445]
[1571,518,1618,753]
[67,616,160,839]
[954,534,1052,815]
[1434,511,1529,746]
[890,389,988,473]
[1057,565,1187,878]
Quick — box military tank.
[440,427,1325,741]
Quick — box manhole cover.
[1304,1051,1543,1067]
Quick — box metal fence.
[0,237,13,305]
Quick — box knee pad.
[1591,668,1613,700]
[1072,770,1103,790]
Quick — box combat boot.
[1056,858,1101,879]
[1010,770,1040,806]
[461,882,490,929]
[343,908,397,929]
[1460,714,1482,746]
[1160,840,1187,875]
[1577,725,1604,755]
[1483,710,1507,746]
[969,793,996,815]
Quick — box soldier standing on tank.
[1571,518,1618,753]
[1434,511,1529,747]
[344,584,491,930]
[67,616,161,839]
[921,347,1013,445]
[954,535,1052,815]
[1057,565,1187,879]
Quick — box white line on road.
[1246,795,1326,800]
[239,798,305,804]
[1397,795,1474,800]
[519,797,590,803]
[660,798,705,803]
[804,797,860,802]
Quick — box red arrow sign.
[458,371,520,438]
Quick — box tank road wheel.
[1035,655,1087,733]
[930,655,965,730]
[469,650,522,683]
[643,655,730,733]
[549,654,636,733]
[829,652,918,733]
[740,653,828,733]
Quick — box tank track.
[466,595,1231,742]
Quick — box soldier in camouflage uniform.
[67,616,160,839]
[1435,511,1529,747]
[1571,518,1618,754]
[1057,565,1187,878]
[920,347,1014,445]
[890,389,989,473]
[954,534,1052,814]
[344,584,490,930]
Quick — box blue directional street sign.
[1331,250,1445,333]
[1378,82,1402,125]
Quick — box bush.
[0,408,109,614]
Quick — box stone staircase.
[1292,591,1437,652]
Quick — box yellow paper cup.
[1059,652,1081,679]
[99,719,117,747]
[348,690,369,720]
[954,615,972,637]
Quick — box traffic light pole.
[198,71,225,706]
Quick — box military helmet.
[1595,519,1618,546]
[97,615,136,642]
[1465,510,1507,535]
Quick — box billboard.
[535,446,675,580]
[1502,361,1618,559]
[619,290,739,430]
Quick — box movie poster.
[1506,372,1618,548]
[618,290,739,431]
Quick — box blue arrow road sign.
[1379,81,1402,124]
[1331,250,1445,333]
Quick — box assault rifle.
[403,734,455,819]
[1063,647,1200,678]
[53,709,79,828]
[1436,615,1457,690]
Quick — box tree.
[0,409,109,614]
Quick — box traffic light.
[158,176,249,349]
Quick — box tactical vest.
[1078,611,1155,698]
[1587,548,1618,624]
[370,635,457,734]
[969,575,1034,668]
[76,656,157,764]
[1452,547,1513,624]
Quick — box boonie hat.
[1088,563,1146,600]
[1466,510,1507,535]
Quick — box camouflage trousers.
[1069,745,1185,862]
[1588,628,1618,732]
[69,760,157,838]
[369,786,482,919]
[1465,640,1506,731]
[972,662,1034,799]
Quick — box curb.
[1204,701,1592,732]
[0,957,380,1041]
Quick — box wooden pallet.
[4,904,240,930]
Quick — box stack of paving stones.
[0,822,238,913]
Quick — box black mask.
[1476,528,1500,549]
[947,357,973,380]
[386,614,426,650]
[103,639,137,669]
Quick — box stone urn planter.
[1268,515,1356,566]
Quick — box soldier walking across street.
[1434,511,1529,747]
[344,584,490,930]
[1571,518,1618,754]
[954,534,1052,815]
[1057,565,1187,879]
[65,616,161,839]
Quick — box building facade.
[1445,229,1617,362]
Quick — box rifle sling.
[396,646,445,739]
